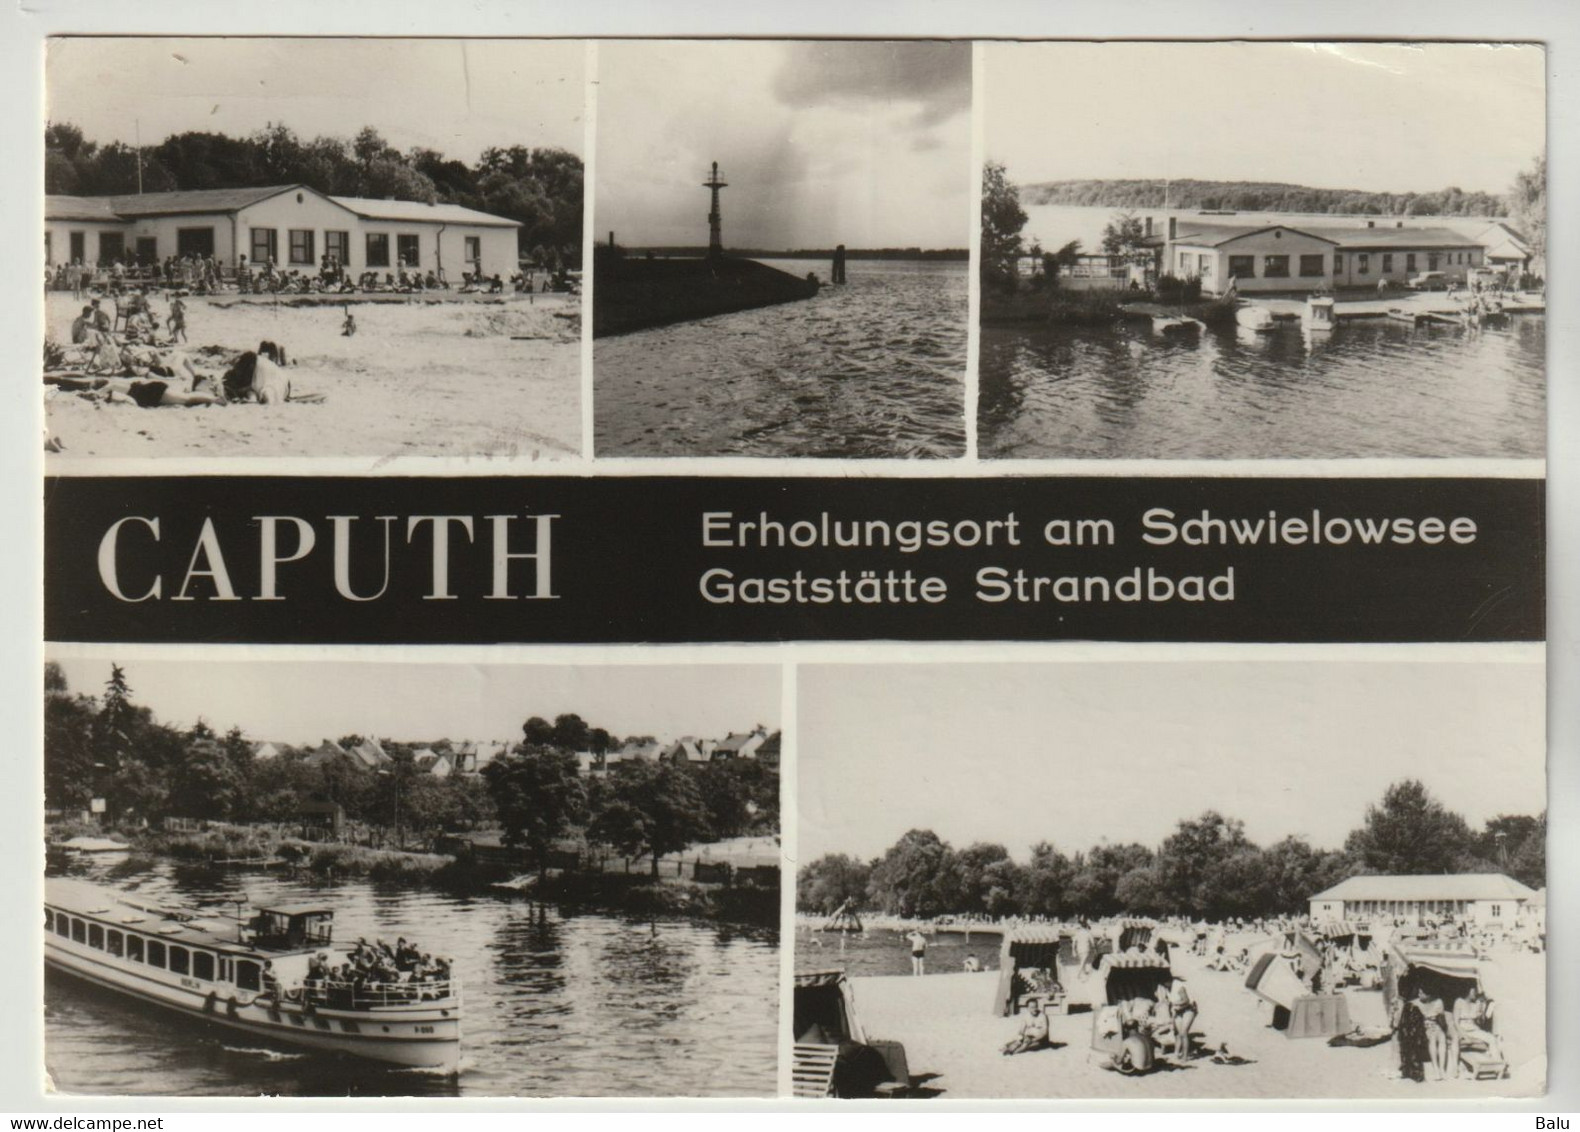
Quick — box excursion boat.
[44,877,461,1070]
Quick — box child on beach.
[166,298,187,344]
[342,306,357,337]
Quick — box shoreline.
[56,829,779,930]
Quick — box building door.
[69,231,85,263]
[98,231,125,264]
[178,227,216,258]
[135,237,158,265]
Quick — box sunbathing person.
[1452,987,1502,1065]
[1001,998,1052,1055]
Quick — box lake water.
[980,315,1546,460]
[595,259,967,458]
[796,926,1003,979]
[45,859,779,1098]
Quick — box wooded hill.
[1023,178,1507,218]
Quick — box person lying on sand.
[1002,999,1051,1055]
[95,376,223,408]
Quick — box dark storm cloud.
[771,41,971,127]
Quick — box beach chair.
[867,1038,911,1098]
[791,1042,839,1098]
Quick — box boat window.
[108,929,124,957]
[126,934,144,962]
[88,923,104,949]
[54,914,69,938]
[44,910,53,932]
[193,951,215,981]
[169,946,190,975]
[71,918,86,944]
[235,960,262,992]
[146,940,166,968]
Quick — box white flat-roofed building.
[1309,872,1536,929]
[1155,217,1487,296]
[44,184,521,279]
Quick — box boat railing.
[296,977,458,1010]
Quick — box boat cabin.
[249,904,334,950]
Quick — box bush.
[1156,274,1203,304]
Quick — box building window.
[70,231,86,263]
[1178,250,1191,274]
[1298,254,1325,277]
[1428,253,1441,271]
[366,233,390,268]
[1333,254,1343,276]
[397,234,420,267]
[169,946,190,976]
[1228,255,1255,279]
[1382,253,1394,274]
[1199,255,1212,278]
[1490,904,1501,918]
[465,235,481,265]
[98,232,125,264]
[1407,253,1417,272]
[126,934,143,963]
[147,941,166,968]
[251,228,278,266]
[193,952,215,981]
[177,227,216,258]
[325,230,350,268]
[1263,255,1290,279]
[1357,253,1370,275]
[288,229,315,266]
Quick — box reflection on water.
[596,260,966,458]
[980,316,1545,459]
[45,860,778,1098]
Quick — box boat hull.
[46,939,460,1071]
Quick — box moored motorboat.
[1151,315,1203,337]
[44,877,461,1070]
[1235,305,1276,333]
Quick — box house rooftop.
[103,185,303,218]
[1312,873,1536,903]
[44,195,126,223]
[1169,220,1482,251]
[330,195,521,228]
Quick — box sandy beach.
[43,291,581,462]
[841,944,1544,1099]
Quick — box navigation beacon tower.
[702,161,728,260]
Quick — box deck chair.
[791,1042,839,1098]
[1456,1022,1507,1080]
[867,1038,911,1098]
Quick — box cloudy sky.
[986,42,1545,196]
[47,38,584,163]
[798,658,1545,862]
[596,40,971,249]
[49,656,778,748]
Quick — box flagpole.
[135,118,143,194]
